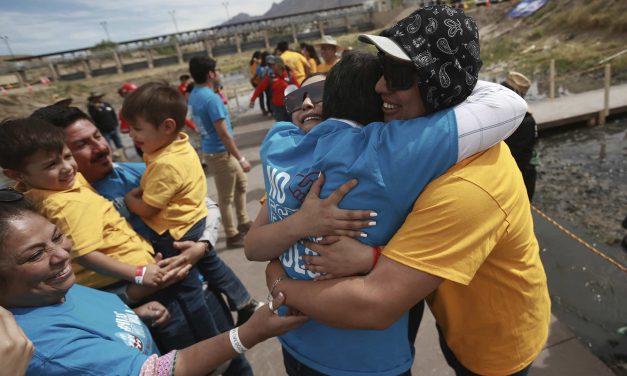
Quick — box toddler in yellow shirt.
[121,82,209,264]
[0,117,165,290]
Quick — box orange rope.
[532,206,627,273]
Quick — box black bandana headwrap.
[377,6,482,113]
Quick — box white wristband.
[229,327,248,354]
[134,266,147,285]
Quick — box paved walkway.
[206,110,616,376]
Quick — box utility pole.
[100,21,111,41]
[221,2,231,22]
[168,10,180,34]
[0,35,14,57]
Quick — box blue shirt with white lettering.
[260,111,458,376]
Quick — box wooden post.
[549,59,555,99]
[47,61,59,81]
[291,24,298,45]
[145,48,154,69]
[232,89,241,112]
[203,39,213,58]
[235,34,242,54]
[112,50,124,74]
[15,70,27,87]
[599,63,611,126]
[174,39,184,64]
[81,59,92,79]
[603,63,611,117]
[263,30,271,50]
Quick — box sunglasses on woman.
[284,79,325,114]
[377,52,419,91]
[0,188,24,202]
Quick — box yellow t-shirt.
[280,50,309,84]
[308,58,318,74]
[384,143,551,375]
[23,173,155,288]
[317,60,337,73]
[141,132,208,240]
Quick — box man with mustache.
[30,105,259,374]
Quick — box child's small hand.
[249,101,255,109]
[141,264,165,287]
[133,301,171,327]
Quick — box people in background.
[316,35,343,73]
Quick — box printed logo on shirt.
[266,167,321,279]
[115,332,144,351]
[113,309,148,353]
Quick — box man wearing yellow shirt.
[277,41,311,85]
[315,35,342,73]
[265,6,550,375]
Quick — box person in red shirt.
[178,74,192,98]
[249,56,298,122]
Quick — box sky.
[0,0,276,56]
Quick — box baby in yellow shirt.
[0,117,170,291]
[121,82,209,263]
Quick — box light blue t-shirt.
[260,111,458,375]
[188,86,234,153]
[12,284,157,376]
[91,162,153,240]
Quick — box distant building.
[366,0,392,12]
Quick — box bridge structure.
[4,4,375,84]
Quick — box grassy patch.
[482,36,521,66]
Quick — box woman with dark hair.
[0,190,307,376]
[246,49,527,375]
[300,44,320,74]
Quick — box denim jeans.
[149,217,251,310]
[282,348,412,376]
[103,129,123,149]
[149,266,218,352]
[198,248,251,310]
[437,326,532,376]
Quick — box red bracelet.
[134,265,147,285]
[371,246,382,270]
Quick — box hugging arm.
[453,80,528,161]
[125,187,160,218]
[244,175,376,262]
[265,254,442,329]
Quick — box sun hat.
[504,71,531,97]
[51,94,73,106]
[315,35,343,50]
[359,5,482,113]
[88,91,105,100]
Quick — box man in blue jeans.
[31,105,258,374]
